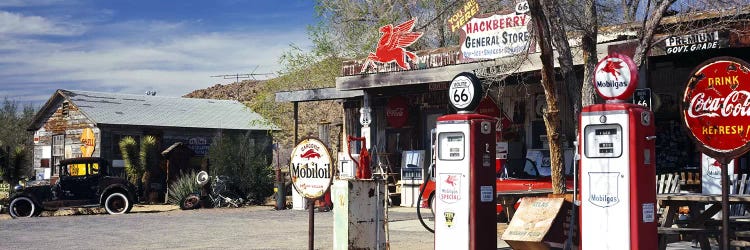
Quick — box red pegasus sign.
[363,19,423,72]
[682,57,750,159]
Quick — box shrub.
[119,136,141,185]
[167,171,200,205]
[139,136,159,199]
[208,133,273,205]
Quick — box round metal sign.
[449,72,483,112]
[289,137,333,199]
[593,53,638,100]
[682,57,750,159]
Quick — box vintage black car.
[7,157,137,218]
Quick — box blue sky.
[0,0,315,106]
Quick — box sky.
[0,0,316,107]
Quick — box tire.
[180,194,201,210]
[104,192,131,215]
[429,193,436,217]
[9,197,38,218]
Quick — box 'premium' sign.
[682,57,750,158]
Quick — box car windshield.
[61,162,100,177]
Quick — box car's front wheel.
[8,197,39,218]
[104,192,132,215]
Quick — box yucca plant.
[119,136,141,185]
[167,171,200,205]
[139,136,159,201]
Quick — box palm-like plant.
[119,136,142,194]
[139,136,158,202]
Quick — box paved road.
[1,205,437,250]
[0,205,709,249]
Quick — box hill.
[184,80,263,102]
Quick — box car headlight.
[13,185,23,192]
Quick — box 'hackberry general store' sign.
[459,11,532,60]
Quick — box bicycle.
[180,171,244,210]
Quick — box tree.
[0,98,35,183]
[208,133,274,204]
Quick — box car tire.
[8,197,39,218]
[104,192,131,215]
[180,193,201,210]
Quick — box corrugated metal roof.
[59,89,277,131]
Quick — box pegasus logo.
[300,149,321,159]
[363,19,423,72]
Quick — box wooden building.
[28,89,277,195]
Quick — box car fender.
[99,184,136,205]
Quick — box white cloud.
[0,21,311,103]
[0,11,84,36]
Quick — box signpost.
[681,57,750,250]
[290,138,333,250]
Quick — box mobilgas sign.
[459,12,532,60]
[682,57,750,159]
[290,138,333,199]
[593,53,638,101]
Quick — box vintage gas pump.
[433,72,497,250]
[579,54,657,249]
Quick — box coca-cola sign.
[386,96,409,128]
[682,57,750,158]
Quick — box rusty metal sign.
[682,57,750,160]
[290,137,333,199]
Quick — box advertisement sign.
[79,128,96,157]
[593,53,638,100]
[682,57,750,158]
[290,138,333,199]
[386,96,409,128]
[363,19,423,71]
[664,30,727,54]
[459,12,532,60]
[447,0,479,33]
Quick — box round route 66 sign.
[449,72,483,112]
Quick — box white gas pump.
[579,53,657,249]
[434,73,496,250]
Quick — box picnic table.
[657,193,750,250]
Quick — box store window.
[51,134,64,176]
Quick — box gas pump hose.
[416,164,435,233]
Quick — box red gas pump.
[578,54,657,249]
[433,72,496,250]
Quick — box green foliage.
[208,133,274,204]
[166,171,200,205]
[0,98,35,181]
[119,136,142,185]
[0,146,29,184]
[139,136,159,182]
